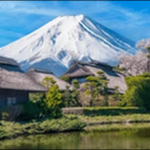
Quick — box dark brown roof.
[0,57,47,92]
[27,68,72,90]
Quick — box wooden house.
[27,68,72,90]
[61,60,127,93]
[0,56,47,109]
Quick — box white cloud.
[0,1,149,41]
[0,1,149,28]
[0,1,69,17]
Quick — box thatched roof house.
[0,56,47,109]
[27,68,71,90]
[62,60,127,93]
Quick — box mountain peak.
[0,15,137,76]
[75,14,85,20]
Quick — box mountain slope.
[0,14,137,76]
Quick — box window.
[7,97,17,106]
[12,97,17,104]
[7,97,12,106]
[78,77,86,83]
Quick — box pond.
[1,124,150,149]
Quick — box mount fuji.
[0,14,137,76]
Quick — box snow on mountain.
[0,14,137,76]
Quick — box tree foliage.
[60,76,70,83]
[42,77,56,88]
[63,86,72,107]
[113,86,122,102]
[42,77,64,118]
[122,73,150,111]
[44,84,63,118]
[20,77,64,120]
[71,79,81,106]
[84,71,109,106]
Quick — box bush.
[42,77,64,118]
[122,73,150,111]
[83,107,146,116]
[0,116,86,140]
[62,107,146,116]
[19,101,41,121]
[0,105,22,121]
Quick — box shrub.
[42,77,64,118]
[62,107,146,116]
[19,101,41,121]
[83,107,146,116]
[0,105,22,121]
[122,73,150,111]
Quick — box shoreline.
[1,114,150,141]
[86,119,150,126]
[0,116,86,141]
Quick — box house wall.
[0,89,29,109]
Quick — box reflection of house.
[0,56,47,109]
[61,60,127,93]
[27,68,71,90]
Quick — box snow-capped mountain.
[0,14,137,76]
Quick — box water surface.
[1,124,150,149]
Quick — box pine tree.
[71,79,81,106]
[63,85,72,107]
[84,76,101,106]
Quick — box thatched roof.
[62,61,94,78]
[0,56,19,67]
[62,61,127,93]
[62,61,113,78]
[27,68,72,90]
[0,56,47,92]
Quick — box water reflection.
[1,125,150,149]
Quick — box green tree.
[21,101,41,120]
[103,81,109,106]
[113,86,122,101]
[20,93,46,120]
[84,76,101,106]
[122,73,150,111]
[63,85,72,107]
[84,71,109,107]
[97,71,109,106]
[42,77,64,118]
[42,77,56,88]
[71,79,81,106]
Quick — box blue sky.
[0,1,150,47]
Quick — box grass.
[0,116,86,140]
[65,114,150,125]
[85,123,150,132]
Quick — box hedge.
[62,107,147,116]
